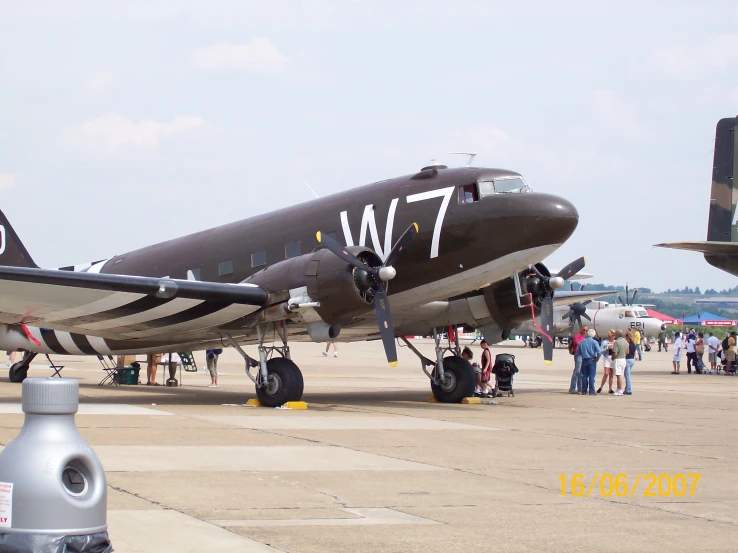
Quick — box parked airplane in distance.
[656,116,738,277]
[0,163,598,404]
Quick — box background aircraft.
[656,116,738,277]
[0,164,597,404]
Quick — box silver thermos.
[0,378,113,552]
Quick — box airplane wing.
[0,266,268,340]
[655,241,738,255]
[552,290,615,306]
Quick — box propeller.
[618,286,640,306]
[316,223,419,367]
[562,300,592,332]
[527,256,586,364]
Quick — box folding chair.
[46,354,65,378]
[98,355,119,386]
[178,352,199,373]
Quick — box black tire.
[430,356,476,403]
[255,357,304,407]
[9,362,28,383]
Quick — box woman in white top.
[597,329,616,394]
[672,332,683,374]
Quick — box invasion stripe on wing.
[38,328,68,355]
[53,295,178,327]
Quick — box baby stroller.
[492,353,520,397]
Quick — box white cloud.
[651,34,738,77]
[590,89,650,139]
[192,38,288,73]
[66,113,204,154]
[84,70,117,95]
[0,173,16,194]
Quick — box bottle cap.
[22,378,79,414]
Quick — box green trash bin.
[114,366,141,385]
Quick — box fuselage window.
[251,250,267,268]
[218,259,234,276]
[458,184,478,204]
[285,240,301,259]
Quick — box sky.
[0,0,737,292]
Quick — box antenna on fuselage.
[447,152,478,167]
[305,181,320,199]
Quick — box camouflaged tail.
[708,116,737,243]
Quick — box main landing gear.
[400,325,475,403]
[225,322,304,408]
[8,352,37,383]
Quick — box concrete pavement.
[0,339,735,552]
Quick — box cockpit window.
[477,177,528,197]
[636,310,648,317]
[625,310,636,317]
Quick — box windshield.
[636,310,649,317]
[478,176,528,196]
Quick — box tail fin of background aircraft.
[707,117,737,243]
[0,210,38,268]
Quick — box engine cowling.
[481,263,552,330]
[245,246,382,325]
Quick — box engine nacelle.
[481,263,551,330]
[245,246,381,326]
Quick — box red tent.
[647,309,682,326]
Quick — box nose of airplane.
[480,192,579,249]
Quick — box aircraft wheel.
[255,357,304,407]
[9,362,29,383]
[431,356,475,403]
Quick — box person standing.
[479,340,494,397]
[658,330,668,352]
[611,330,628,396]
[725,332,737,374]
[322,342,338,357]
[671,332,683,374]
[597,330,616,394]
[577,329,601,395]
[684,332,697,374]
[568,326,588,394]
[633,328,642,361]
[146,353,162,385]
[624,334,637,395]
[205,348,222,388]
[707,331,720,373]
[694,332,705,374]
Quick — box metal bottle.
[0,378,112,553]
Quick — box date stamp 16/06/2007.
[559,473,700,498]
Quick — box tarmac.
[0,339,736,552]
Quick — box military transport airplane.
[0,163,596,405]
[656,116,738,277]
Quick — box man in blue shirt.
[577,329,602,395]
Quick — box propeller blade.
[569,282,574,291]
[617,295,626,306]
[384,223,419,268]
[582,299,592,306]
[561,311,572,320]
[541,295,554,365]
[631,289,638,305]
[579,283,586,291]
[555,257,586,281]
[374,289,398,367]
[574,314,582,330]
[316,231,374,274]
[582,313,592,322]
[625,284,630,305]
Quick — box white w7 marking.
[341,199,398,261]
[406,186,455,258]
[0,225,5,255]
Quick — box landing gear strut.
[9,352,36,383]
[400,325,475,403]
[225,322,304,407]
